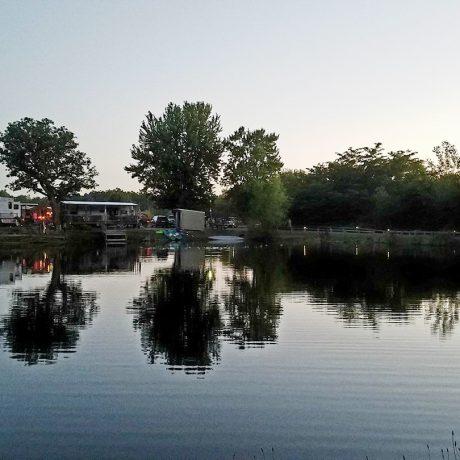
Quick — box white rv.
[0,197,21,224]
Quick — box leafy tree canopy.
[246,176,288,229]
[69,188,155,212]
[222,127,283,188]
[427,141,460,177]
[0,118,98,225]
[126,102,223,210]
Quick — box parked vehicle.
[209,217,239,229]
[151,215,170,228]
[225,217,238,228]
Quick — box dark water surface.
[1,242,460,459]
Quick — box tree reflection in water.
[424,295,460,337]
[221,247,284,348]
[285,245,460,336]
[129,243,460,373]
[128,267,221,374]
[0,256,98,365]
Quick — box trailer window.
[13,204,19,210]
[8,202,12,209]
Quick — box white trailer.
[173,209,205,231]
[0,197,21,224]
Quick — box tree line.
[0,103,459,230]
[281,141,460,230]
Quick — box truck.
[173,209,205,231]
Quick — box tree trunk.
[50,199,62,231]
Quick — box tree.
[222,127,283,188]
[428,141,460,177]
[70,188,155,212]
[287,143,431,228]
[246,176,288,229]
[0,118,98,227]
[222,127,285,230]
[126,102,223,210]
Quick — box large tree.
[222,127,286,228]
[0,118,98,227]
[126,101,223,210]
[222,127,283,188]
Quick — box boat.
[162,229,183,241]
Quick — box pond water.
[0,242,460,459]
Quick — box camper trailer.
[0,197,20,225]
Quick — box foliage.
[246,177,288,229]
[226,176,287,232]
[221,126,285,230]
[285,143,438,229]
[0,118,98,226]
[222,127,283,188]
[428,141,460,177]
[126,102,223,210]
[212,193,238,217]
[69,188,155,212]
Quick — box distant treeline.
[4,134,460,231]
[280,142,460,230]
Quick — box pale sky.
[1,0,460,193]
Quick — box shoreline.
[1,225,460,249]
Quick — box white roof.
[61,201,138,206]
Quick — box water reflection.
[221,248,283,348]
[129,259,221,374]
[128,246,284,373]
[423,295,460,337]
[284,245,460,335]
[63,245,140,274]
[0,258,22,284]
[3,242,460,369]
[0,254,98,365]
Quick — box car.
[225,217,238,228]
[151,215,169,228]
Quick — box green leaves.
[0,118,98,201]
[0,118,98,226]
[428,141,460,177]
[222,127,283,188]
[126,102,223,210]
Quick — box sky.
[1,0,460,193]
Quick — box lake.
[0,241,459,459]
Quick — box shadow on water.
[0,251,99,365]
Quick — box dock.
[104,229,127,245]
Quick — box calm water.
[1,242,460,459]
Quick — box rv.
[0,197,20,225]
